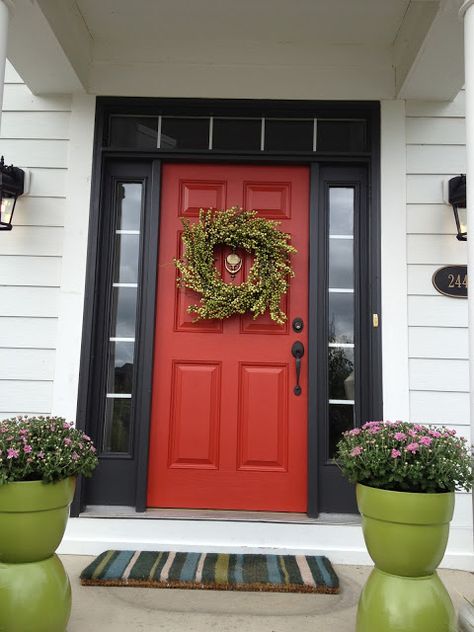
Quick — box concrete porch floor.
[63,555,473,631]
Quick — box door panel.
[147,164,309,511]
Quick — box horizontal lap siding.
[0,62,71,420]
[406,93,472,526]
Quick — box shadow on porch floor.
[63,555,472,632]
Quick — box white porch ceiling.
[6,0,466,100]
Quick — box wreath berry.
[174,208,296,324]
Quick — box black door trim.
[72,97,381,516]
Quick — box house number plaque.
[432,265,467,298]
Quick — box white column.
[0,0,9,130]
[461,0,474,536]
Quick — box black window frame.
[72,97,382,516]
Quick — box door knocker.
[225,251,242,278]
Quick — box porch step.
[80,506,361,525]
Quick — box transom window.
[108,115,367,153]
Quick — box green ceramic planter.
[357,568,457,632]
[0,555,71,632]
[0,478,76,563]
[356,483,454,577]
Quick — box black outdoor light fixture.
[447,174,467,241]
[0,156,25,231]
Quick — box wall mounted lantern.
[0,156,25,231]
[447,174,467,241]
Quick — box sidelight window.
[327,187,356,457]
[102,182,143,454]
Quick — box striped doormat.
[80,550,339,594]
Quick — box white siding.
[406,92,472,531]
[0,61,70,420]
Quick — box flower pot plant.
[336,420,473,632]
[0,415,98,632]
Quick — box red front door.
[147,164,309,511]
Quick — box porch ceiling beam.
[7,0,91,94]
[396,0,465,100]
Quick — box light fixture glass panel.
[457,207,467,235]
[0,195,15,225]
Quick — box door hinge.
[372,313,379,328]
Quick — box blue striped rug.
[80,550,339,593]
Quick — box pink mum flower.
[37,451,44,459]
[63,437,72,446]
[408,430,418,438]
[405,442,419,453]
[428,430,441,438]
[350,446,363,457]
[391,449,401,459]
[71,452,80,461]
[7,448,19,459]
[362,421,381,428]
[419,436,432,446]
[23,444,32,453]
[348,428,361,436]
[82,434,91,442]
[394,432,406,441]
[368,426,381,434]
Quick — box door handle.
[291,341,304,396]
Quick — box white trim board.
[59,518,474,572]
[380,100,410,419]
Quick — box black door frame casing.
[72,98,382,516]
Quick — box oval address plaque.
[432,265,467,298]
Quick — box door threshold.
[80,506,361,525]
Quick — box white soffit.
[7,0,91,94]
[4,0,466,100]
[81,0,409,98]
[396,0,465,100]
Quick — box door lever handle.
[291,341,304,396]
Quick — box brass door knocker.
[225,251,242,278]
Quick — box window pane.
[328,293,354,343]
[213,118,261,151]
[117,183,142,231]
[160,118,209,150]
[329,239,354,289]
[329,404,355,458]
[111,287,138,338]
[317,120,367,152]
[103,398,131,453]
[329,188,354,235]
[114,234,140,283]
[265,119,313,151]
[328,348,354,400]
[107,342,134,394]
[109,116,158,148]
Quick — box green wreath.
[175,208,296,324]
